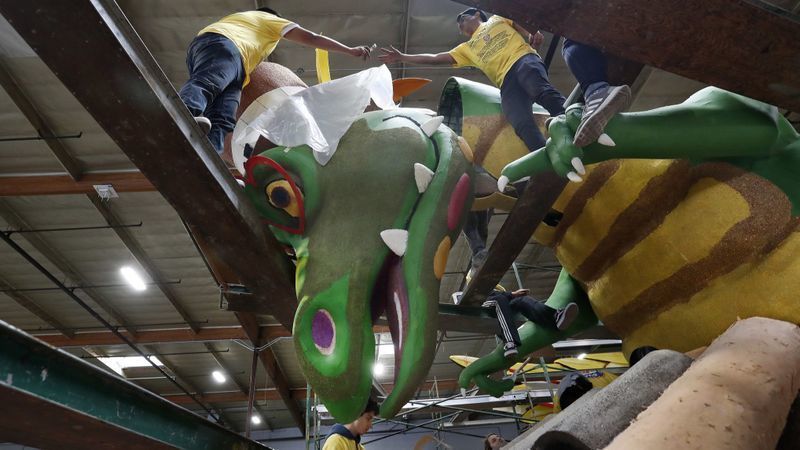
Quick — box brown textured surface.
[605,317,800,450]
[603,164,795,336]
[463,115,508,166]
[573,160,692,281]
[551,160,621,247]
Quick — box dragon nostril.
[312,309,336,355]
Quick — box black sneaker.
[555,302,579,331]
[573,85,631,147]
[194,116,212,135]
[503,342,518,358]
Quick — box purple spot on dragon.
[312,309,335,355]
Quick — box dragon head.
[238,67,475,421]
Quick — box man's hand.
[531,31,544,48]
[511,289,530,297]
[378,45,405,64]
[349,45,372,61]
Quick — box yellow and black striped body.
[534,159,800,355]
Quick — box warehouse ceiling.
[1,0,797,435]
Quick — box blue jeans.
[179,33,245,153]
[500,54,567,152]
[562,39,609,101]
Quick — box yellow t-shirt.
[322,434,365,450]
[199,11,298,86]
[449,15,537,88]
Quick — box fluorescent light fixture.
[373,362,385,376]
[377,342,395,357]
[120,266,147,291]
[212,370,226,384]
[251,415,262,425]
[577,353,587,360]
[97,356,163,376]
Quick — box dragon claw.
[598,133,616,147]
[497,175,509,192]
[567,171,583,183]
[571,157,586,175]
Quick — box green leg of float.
[458,269,597,397]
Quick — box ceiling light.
[120,266,147,291]
[211,370,226,384]
[577,353,587,360]
[93,184,119,200]
[251,415,262,425]
[97,356,163,376]
[373,362,385,376]
[377,343,394,357]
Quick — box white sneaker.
[503,342,518,358]
[194,116,212,135]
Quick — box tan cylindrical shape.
[606,317,800,450]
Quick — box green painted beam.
[0,320,271,450]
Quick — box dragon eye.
[267,180,302,217]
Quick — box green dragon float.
[236,63,800,421]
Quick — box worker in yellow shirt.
[178,7,372,154]
[379,7,631,274]
[322,398,379,450]
[378,7,630,154]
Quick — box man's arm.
[378,45,456,65]
[283,26,371,60]
[511,22,544,48]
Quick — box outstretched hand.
[349,45,373,60]
[378,45,404,64]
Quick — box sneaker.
[471,248,489,271]
[481,298,497,308]
[194,116,212,135]
[573,85,632,147]
[503,342,518,358]
[555,302,579,331]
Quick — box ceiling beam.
[0,172,153,197]
[36,325,290,347]
[87,192,199,333]
[459,173,568,305]
[0,275,74,337]
[0,0,298,329]
[455,0,800,112]
[167,387,306,405]
[0,60,83,180]
[0,199,139,335]
[0,169,241,197]
[165,379,461,406]
[0,320,266,449]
